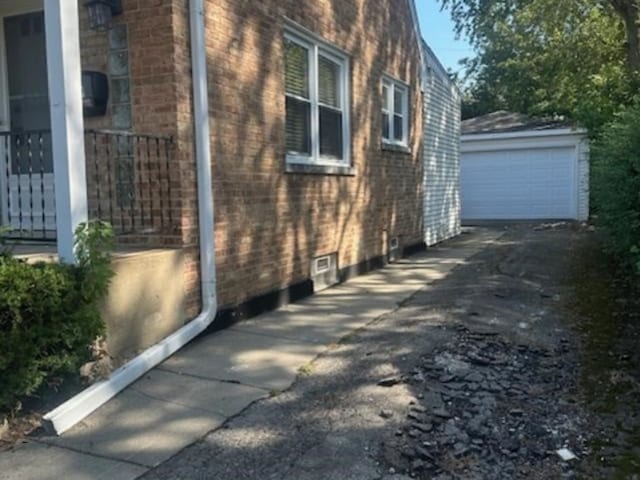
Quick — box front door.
[1,10,55,235]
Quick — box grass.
[297,363,315,376]
[567,234,640,478]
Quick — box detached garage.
[460,111,589,222]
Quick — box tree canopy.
[443,0,638,129]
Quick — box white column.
[44,0,88,263]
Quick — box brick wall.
[78,2,109,130]
[78,0,202,318]
[81,0,424,319]
[201,0,424,308]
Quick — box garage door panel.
[461,147,577,220]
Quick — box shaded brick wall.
[202,0,424,307]
[80,0,423,319]
[78,0,202,318]
[78,2,109,130]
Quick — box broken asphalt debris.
[380,325,588,478]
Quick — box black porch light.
[85,0,123,31]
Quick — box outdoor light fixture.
[85,0,123,31]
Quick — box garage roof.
[462,111,569,135]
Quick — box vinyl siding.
[422,54,461,246]
[577,138,590,221]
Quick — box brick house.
[2,1,460,432]
[209,1,426,318]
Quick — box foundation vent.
[311,253,339,292]
[389,237,400,262]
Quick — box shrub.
[591,99,640,273]
[0,221,113,413]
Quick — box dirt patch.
[0,376,85,451]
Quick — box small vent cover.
[389,237,400,262]
[314,256,331,274]
[311,253,339,291]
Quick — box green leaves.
[442,0,634,129]
[591,100,640,274]
[74,220,114,305]
[0,225,11,256]
[0,221,114,413]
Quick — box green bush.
[591,99,640,273]
[0,221,113,413]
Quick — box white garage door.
[461,147,578,220]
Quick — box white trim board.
[461,131,587,154]
[461,127,586,142]
[462,138,585,153]
[283,24,351,168]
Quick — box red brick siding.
[80,0,423,317]
[79,0,202,317]
[203,0,423,307]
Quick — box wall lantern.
[85,0,123,31]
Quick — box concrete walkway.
[0,228,499,480]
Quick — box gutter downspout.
[43,0,216,435]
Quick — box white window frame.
[382,76,409,147]
[284,27,350,167]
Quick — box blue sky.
[415,0,474,75]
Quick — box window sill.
[285,162,356,176]
[381,142,411,154]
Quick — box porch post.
[44,0,88,263]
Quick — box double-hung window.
[284,28,350,166]
[382,77,409,147]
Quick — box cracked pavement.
[141,225,593,480]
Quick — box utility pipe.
[43,0,216,434]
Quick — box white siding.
[422,53,461,246]
[577,138,590,221]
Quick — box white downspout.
[43,0,217,435]
[191,0,217,308]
